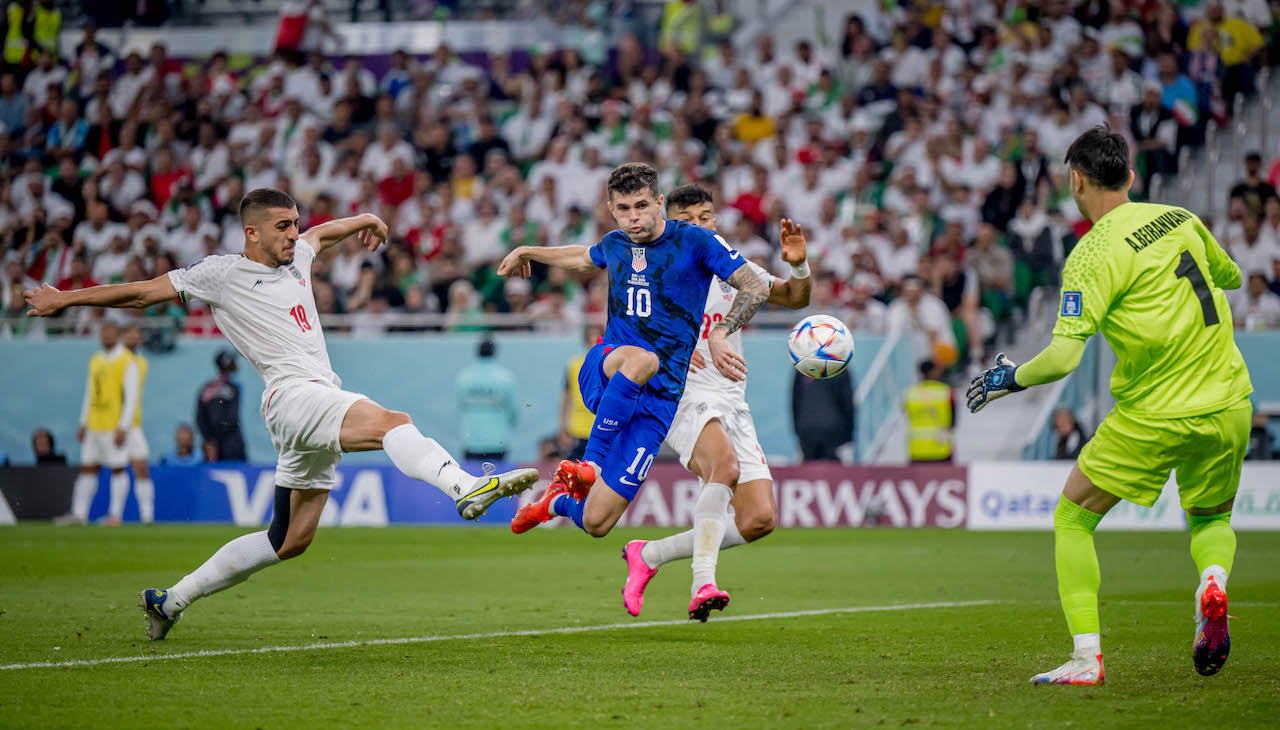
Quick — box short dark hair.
[607,162,660,200]
[239,188,297,223]
[665,184,714,214]
[1064,125,1130,190]
[478,336,496,359]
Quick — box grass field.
[1,525,1278,728]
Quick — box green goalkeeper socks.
[1054,495,1104,636]
[1187,511,1235,577]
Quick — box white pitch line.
[0,599,998,672]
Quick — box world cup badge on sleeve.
[631,247,647,272]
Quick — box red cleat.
[554,459,596,500]
[511,483,568,534]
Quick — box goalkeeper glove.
[966,352,1026,413]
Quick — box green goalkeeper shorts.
[1077,397,1252,509]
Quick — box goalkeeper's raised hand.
[966,353,1026,413]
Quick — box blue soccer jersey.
[588,219,747,402]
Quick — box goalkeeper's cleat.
[553,459,596,500]
[1030,651,1105,685]
[621,540,659,617]
[688,583,730,622]
[456,465,540,520]
[511,482,568,534]
[1194,576,1230,676]
[138,588,179,641]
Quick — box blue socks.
[552,492,586,531]
[583,372,643,465]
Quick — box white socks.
[107,471,130,519]
[382,423,474,499]
[641,511,748,568]
[690,483,733,592]
[163,530,280,616]
[135,478,155,523]
[1072,632,1101,656]
[71,472,97,521]
[1200,564,1228,590]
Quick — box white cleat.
[1030,650,1105,685]
[455,466,540,520]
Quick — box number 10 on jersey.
[626,286,651,317]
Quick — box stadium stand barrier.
[853,330,914,463]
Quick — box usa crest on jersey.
[631,247,647,272]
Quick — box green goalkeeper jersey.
[1053,202,1252,419]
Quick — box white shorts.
[125,427,149,461]
[664,390,772,485]
[81,429,128,469]
[262,380,367,491]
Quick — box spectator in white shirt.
[166,204,220,266]
[888,274,958,368]
[109,52,152,119]
[1227,212,1279,277]
[73,201,127,256]
[22,49,67,109]
[1230,272,1280,330]
[98,153,147,216]
[361,122,415,182]
[461,197,506,269]
[91,230,134,284]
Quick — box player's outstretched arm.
[304,213,388,254]
[966,336,1086,413]
[708,264,770,381]
[24,276,179,317]
[767,218,812,309]
[497,245,599,279]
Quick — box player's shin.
[107,471,130,521]
[1188,512,1235,579]
[642,519,747,568]
[690,483,732,592]
[70,472,97,521]
[382,423,473,498]
[1054,496,1104,653]
[162,531,280,616]
[135,477,155,523]
[582,374,643,464]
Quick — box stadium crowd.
[1,0,1279,357]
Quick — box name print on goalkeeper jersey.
[1052,202,1252,419]
[588,219,746,403]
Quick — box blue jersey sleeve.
[694,228,747,282]
[588,237,609,268]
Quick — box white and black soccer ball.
[787,314,854,380]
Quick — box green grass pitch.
[2,525,1278,728]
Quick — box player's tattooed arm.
[497,245,599,279]
[707,265,770,382]
[767,218,811,309]
[24,275,179,316]
[717,265,770,336]
[304,213,388,253]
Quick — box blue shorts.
[579,342,679,501]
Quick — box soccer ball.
[787,315,854,379]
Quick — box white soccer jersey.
[683,260,776,403]
[167,239,340,392]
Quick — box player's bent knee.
[624,350,659,381]
[738,511,776,541]
[582,517,612,538]
[382,409,412,431]
[710,459,740,488]
[277,535,313,560]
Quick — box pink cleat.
[621,540,659,617]
[688,583,730,622]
